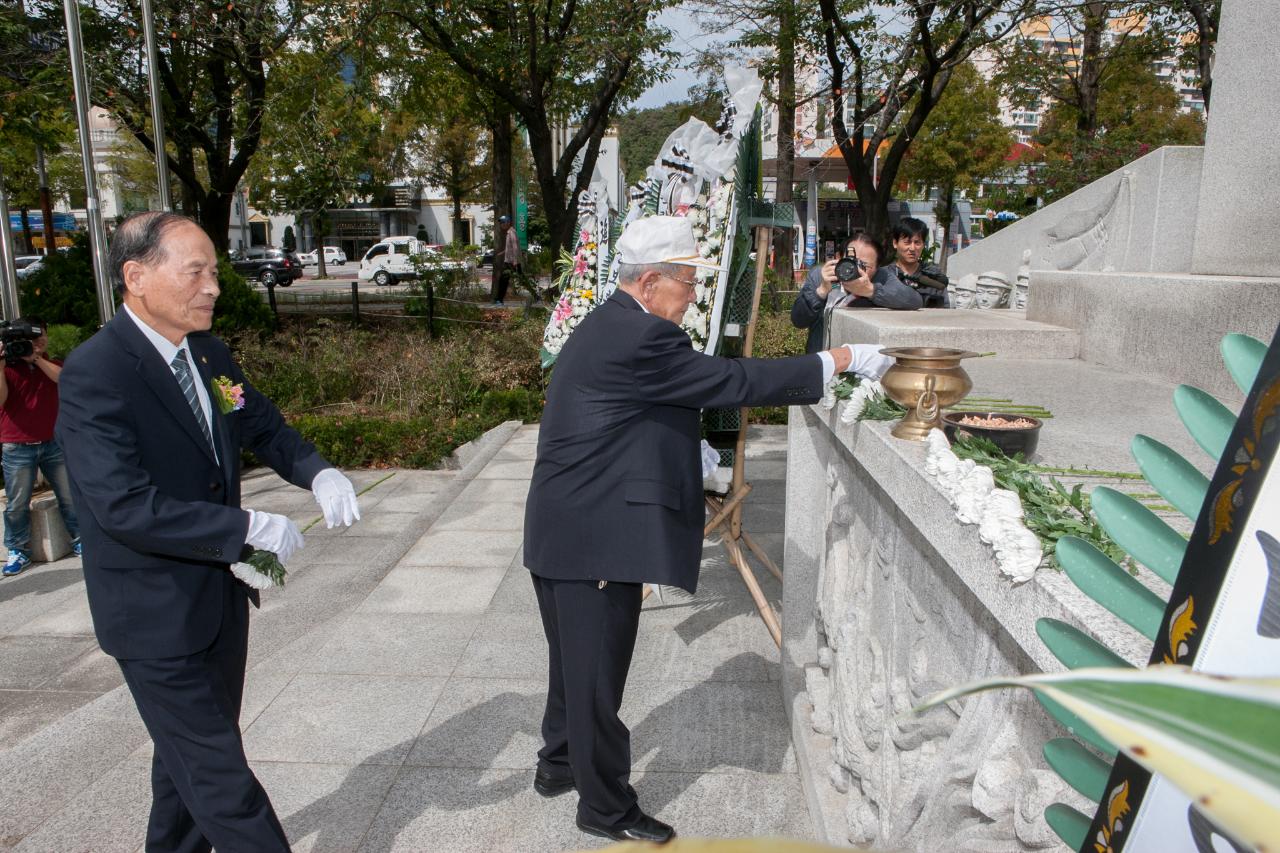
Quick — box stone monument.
[782,1,1280,848]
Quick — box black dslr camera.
[834,256,868,282]
[1,320,43,366]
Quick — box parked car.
[15,255,47,281]
[228,247,303,287]
[297,246,347,266]
[357,237,465,286]
[14,256,43,280]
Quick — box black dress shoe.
[533,766,575,797]
[576,812,676,844]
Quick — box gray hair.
[616,261,693,286]
[109,211,202,294]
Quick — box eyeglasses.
[663,273,698,290]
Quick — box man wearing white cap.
[523,216,862,843]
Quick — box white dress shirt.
[122,303,219,463]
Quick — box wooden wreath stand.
[644,225,785,648]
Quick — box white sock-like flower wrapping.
[231,561,278,589]
[924,429,1043,582]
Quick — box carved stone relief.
[805,444,1071,850]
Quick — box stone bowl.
[942,411,1043,460]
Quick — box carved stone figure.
[1013,249,1031,310]
[951,274,978,309]
[974,271,1011,310]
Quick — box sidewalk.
[0,423,807,852]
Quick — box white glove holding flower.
[244,510,304,564]
[842,344,894,381]
[311,468,361,528]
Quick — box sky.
[632,5,725,110]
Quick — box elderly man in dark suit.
[524,215,860,843]
[56,211,360,852]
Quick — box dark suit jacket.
[56,312,327,660]
[523,290,824,593]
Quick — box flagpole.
[140,0,171,211]
[62,0,116,324]
[0,164,21,320]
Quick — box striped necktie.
[171,350,215,452]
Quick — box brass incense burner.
[879,347,980,440]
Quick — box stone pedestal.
[829,308,1079,360]
[1029,270,1280,396]
[28,494,72,562]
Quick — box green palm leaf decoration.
[1032,333,1266,848]
[915,667,1280,853]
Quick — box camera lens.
[834,257,860,282]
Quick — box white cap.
[615,215,722,269]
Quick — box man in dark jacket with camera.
[0,319,79,576]
[885,217,950,308]
[790,231,921,354]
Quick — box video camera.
[902,266,949,293]
[1,320,44,366]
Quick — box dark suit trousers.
[531,573,643,828]
[117,580,290,853]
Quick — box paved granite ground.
[0,423,807,852]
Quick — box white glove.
[843,343,894,381]
[699,440,721,478]
[311,468,361,528]
[245,510,304,564]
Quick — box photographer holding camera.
[885,217,950,308]
[0,319,80,577]
[790,232,922,354]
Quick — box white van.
[358,237,464,286]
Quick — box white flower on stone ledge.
[924,429,1043,583]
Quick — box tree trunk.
[772,0,797,289]
[19,208,33,255]
[490,106,514,294]
[1076,3,1106,140]
[937,182,956,272]
[315,211,328,280]
[451,193,464,245]
[34,141,56,257]
[199,192,233,254]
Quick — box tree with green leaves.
[1032,51,1204,201]
[816,0,1036,241]
[615,96,721,185]
[0,0,76,254]
[1144,0,1218,109]
[406,109,490,247]
[993,3,1172,144]
[247,49,396,279]
[381,0,675,255]
[79,0,311,251]
[899,61,1013,269]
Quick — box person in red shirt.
[0,319,79,576]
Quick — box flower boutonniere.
[211,376,245,415]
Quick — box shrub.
[287,411,495,468]
[213,256,275,336]
[20,234,102,332]
[45,324,87,361]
